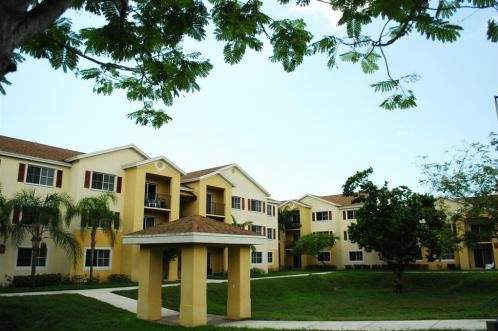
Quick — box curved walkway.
[0,274,492,330]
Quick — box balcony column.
[227,246,251,320]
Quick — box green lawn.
[116,271,498,320]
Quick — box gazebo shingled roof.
[127,215,257,236]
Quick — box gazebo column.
[180,245,207,326]
[137,245,163,320]
[227,246,251,320]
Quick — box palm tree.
[9,189,81,286]
[0,186,12,244]
[68,192,119,283]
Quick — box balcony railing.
[144,193,171,209]
[206,202,225,216]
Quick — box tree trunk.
[89,226,97,283]
[30,237,40,287]
[0,0,75,78]
[392,264,405,293]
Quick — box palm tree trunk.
[89,226,97,283]
[392,264,405,293]
[30,238,40,287]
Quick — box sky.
[0,3,497,201]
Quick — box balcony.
[144,193,171,210]
[206,202,225,216]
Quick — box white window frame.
[318,251,331,263]
[267,227,274,239]
[249,199,262,212]
[267,205,273,216]
[267,251,273,264]
[251,251,263,264]
[143,216,155,229]
[16,245,48,268]
[25,164,55,186]
[315,211,329,221]
[250,225,263,236]
[84,248,112,270]
[344,209,358,220]
[232,196,241,210]
[349,250,363,262]
[91,172,115,192]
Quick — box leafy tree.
[420,132,498,247]
[1,1,496,127]
[278,206,301,231]
[9,189,81,286]
[343,168,454,293]
[231,214,253,229]
[292,232,337,264]
[67,192,119,283]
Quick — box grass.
[116,271,498,321]
[0,294,242,331]
[0,281,138,293]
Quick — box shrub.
[250,268,265,276]
[12,273,63,287]
[107,274,131,283]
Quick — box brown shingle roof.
[319,194,357,206]
[0,135,82,162]
[129,215,257,236]
[182,164,230,181]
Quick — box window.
[91,172,115,192]
[85,249,111,268]
[267,205,273,216]
[250,225,263,236]
[267,227,276,239]
[16,245,47,267]
[251,251,262,264]
[442,248,455,260]
[343,209,358,220]
[232,196,241,209]
[268,252,273,264]
[315,211,329,221]
[318,251,331,262]
[143,216,155,229]
[349,251,363,262]
[249,199,262,212]
[26,165,55,186]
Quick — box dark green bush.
[107,274,131,283]
[12,273,63,287]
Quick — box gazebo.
[123,215,266,326]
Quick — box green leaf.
[379,91,417,110]
[339,51,361,64]
[370,79,399,93]
[415,18,462,43]
[487,20,498,42]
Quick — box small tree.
[68,192,119,283]
[0,186,12,244]
[9,189,81,287]
[292,233,337,264]
[343,168,454,293]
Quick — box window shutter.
[328,211,332,220]
[342,210,346,220]
[272,206,276,216]
[312,212,315,221]
[248,199,251,210]
[343,231,348,241]
[56,170,63,188]
[241,198,245,210]
[116,176,122,193]
[84,171,91,188]
[273,228,276,239]
[263,226,266,236]
[12,206,20,224]
[17,163,26,182]
[262,201,266,213]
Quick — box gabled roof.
[319,194,358,207]
[298,194,342,207]
[182,164,270,196]
[279,200,311,209]
[122,155,185,175]
[0,135,82,162]
[65,144,149,162]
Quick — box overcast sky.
[1,3,497,200]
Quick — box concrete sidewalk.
[0,277,492,330]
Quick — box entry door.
[474,243,493,268]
